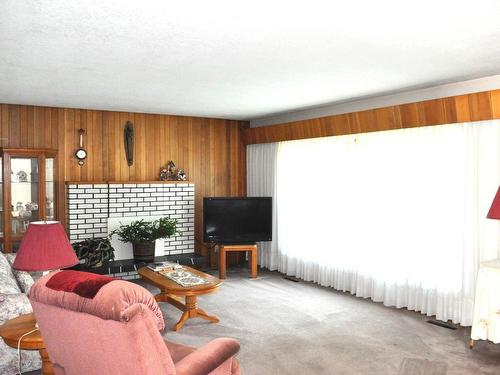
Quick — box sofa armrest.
[175,338,240,375]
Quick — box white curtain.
[248,120,500,326]
[247,143,279,270]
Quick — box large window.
[248,120,500,325]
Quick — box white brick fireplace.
[67,182,195,260]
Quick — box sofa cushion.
[0,252,21,294]
[4,253,35,293]
[0,293,32,325]
[46,270,114,299]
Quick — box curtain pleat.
[247,143,279,270]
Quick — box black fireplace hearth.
[70,253,207,280]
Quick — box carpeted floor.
[26,267,500,375]
[142,267,500,375]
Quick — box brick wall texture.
[67,182,195,256]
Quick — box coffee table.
[138,266,222,331]
[0,312,54,375]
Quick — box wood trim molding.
[243,89,500,144]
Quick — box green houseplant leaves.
[110,217,178,244]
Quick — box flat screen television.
[203,197,272,244]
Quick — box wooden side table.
[0,312,54,375]
[470,259,500,348]
[219,244,258,279]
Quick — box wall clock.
[75,128,87,166]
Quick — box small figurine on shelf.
[26,202,38,211]
[159,167,169,181]
[165,160,177,180]
[46,198,54,219]
[177,169,187,181]
[19,205,31,219]
[13,203,32,233]
[16,170,28,182]
[159,160,188,181]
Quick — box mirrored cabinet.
[0,148,57,252]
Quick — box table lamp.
[13,221,79,272]
[487,186,500,219]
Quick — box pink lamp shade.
[13,221,79,272]
[487,186,500,220]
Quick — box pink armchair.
[28,271,240,375]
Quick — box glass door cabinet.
[0,148,57,252]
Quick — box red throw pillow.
[46,270,114,299]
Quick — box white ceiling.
[1,1,500,121]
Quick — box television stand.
[218,244,257,279]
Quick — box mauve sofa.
[29,270,240,375]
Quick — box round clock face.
[75,148,87,160]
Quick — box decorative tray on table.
[159,269,210,287]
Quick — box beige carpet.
[141,267,500,375]
[25,267,500,374]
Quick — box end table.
[219,244,258,279]
[0,312,54,375]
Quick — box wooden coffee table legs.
[155,293,220,331]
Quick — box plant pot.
[132,241,155,262]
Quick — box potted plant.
[110,217,178,262]
[72,237,115,268]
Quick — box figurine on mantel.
[159,160,187,181]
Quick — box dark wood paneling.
[0,104,248,257]
[243,89,500,144]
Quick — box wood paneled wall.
[0,104,248,257]
[243,89,500,144]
